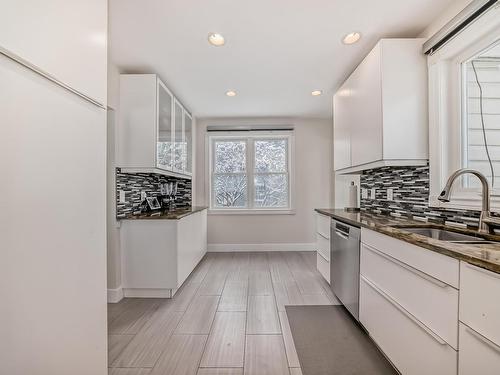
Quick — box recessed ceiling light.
[226,90,237,97]
[208,32,225,46]
[311,90,323,96]
[342,32,361,45]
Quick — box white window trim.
[428,5,500,212]
[205,131,295,215]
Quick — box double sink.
[397,226,498,245]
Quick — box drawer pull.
[361,275,447,346]
[464,262,500,280]
[465,326,500,354]
[362,243,449,288]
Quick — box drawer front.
[360,276,457,375]
[316,213,331,239]
[361,228,459,288]
[316,233,330,261]
[361,243,459,348]
[460,262,500,346]
[459,323,500,375]
[316,252,330,284]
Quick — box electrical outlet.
[370,188,376,199]
[386,188,394,201]
[361,188,368,199]
[141,191,147,201]
[119,190,126,203]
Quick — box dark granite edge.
[120,206,208,220]
[315,208,500,275]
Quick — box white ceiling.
[109,0,455,119]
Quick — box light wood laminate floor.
[108,251,340,375]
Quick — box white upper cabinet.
[118,74,192,178]
[184,112,193,175]
[334,39,428,173]
[0,0,107,106]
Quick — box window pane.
[254,174,288,208]
[463,41,500,189]
[213,174,247,208]
[255,139,287,172]
[214,140,246,173]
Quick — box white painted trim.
[122,288,173,298]
[207,242,316,252]
[107,287,124,303]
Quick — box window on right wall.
[462,42,500,190]
[427,5,500,210]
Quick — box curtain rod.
[423,0,499,55]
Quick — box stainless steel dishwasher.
[330,219,361,321]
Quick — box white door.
[0,52,107,375]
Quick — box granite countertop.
[315,208,500,274]
[120,206,208,220]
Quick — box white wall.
[195,117,332,249]
[107,61,122,295]
[419,0,473,38]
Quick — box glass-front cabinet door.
[184,111,192,174]
[173,99,184,172]
[156,81,173,170]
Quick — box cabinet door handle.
[464,262,500,280]
[465,326,500,354]
[362,243,449,288]
[361,275,447,346]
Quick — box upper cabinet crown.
[334,39,428,173]
[118,74,193,178]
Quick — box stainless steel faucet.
[438,168,500,233]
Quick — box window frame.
[428,6,500,211]
[206,131,295,215]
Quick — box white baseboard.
[107,287,124,303]
[123,288,173,298]
[207,242,316,252]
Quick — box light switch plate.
[361,188,368,199]
[119,190,126,203]
[387,188,394,201]
[370,188,376,199]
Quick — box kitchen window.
[208,132,294,213]
[427,3,500,210]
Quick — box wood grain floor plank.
[272,281,290,312]
[108,368,151,375]
[109,299,161,334]
[247,295,281,334]
[108,298,137,325]
[248,270,273,296]
[172,282,201,312]
[188,256,213,284]
[302,293,333,305]
[150,335,207,375]
[197,369,243,375]
[244,335,290,375]
[200,312,246,368]
[175,295,220,334]
[198,272,227,295]
[289,368,302,375]
[278,312,300,368]
[108,334,134,365]
[218,281,248,312]
[112,304,183,367]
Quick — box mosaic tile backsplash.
[116,169,191,218]
[360,164,487,229]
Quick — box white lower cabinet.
[316,252,330,284]
[315,213,331,284]
[121,209,207,298]
[360,276,458,375]
[361,243,459,348]
[459,323,500,375]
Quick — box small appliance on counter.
[159,181,179,210]
[344,181,360,212]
